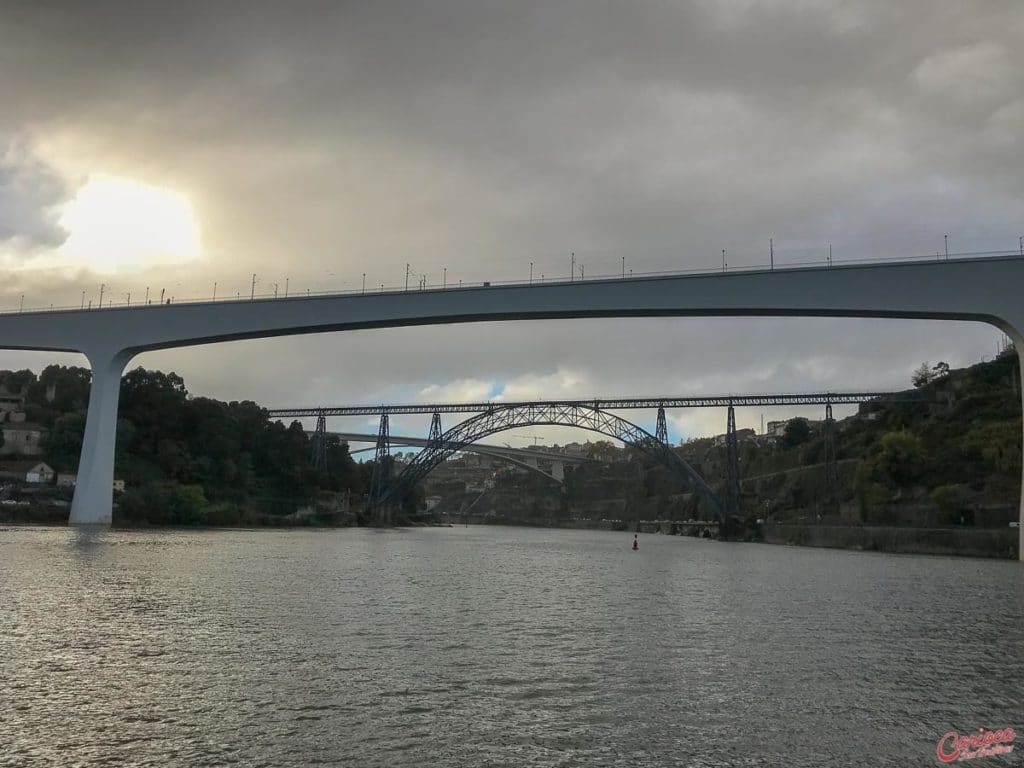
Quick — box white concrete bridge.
[1,253,1022,558]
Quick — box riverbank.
[762,523,1019,559]
[441,514,1020,559]
[5,508,1019,559]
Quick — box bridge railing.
[4,248,1022,316]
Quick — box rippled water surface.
[1,525,1022,766]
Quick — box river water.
[1,525,1021,767]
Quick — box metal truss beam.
[725,404,741,518]
[427,412,443,446]
[311,410,327,470]
[823,403,838,513]
[655,406,669,445]
[367,413,392,525]
[381,403,725,521]
[268,391,915,419]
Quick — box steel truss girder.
[725,404,741,518]
[823,403,838,507]
[311,411,328,470]
[428,412,443,446]
[656,406,669,445]
[367,413,392,524]
[382,404,724,520]
[268,391,912,419]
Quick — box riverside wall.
[763,523,1019,560]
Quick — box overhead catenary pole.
[251,273,256,300]
[405,263,410,291]
[770,238,774,271]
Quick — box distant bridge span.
[336,431,593,484]
[0,253,1022,558]
[267,390,910,418]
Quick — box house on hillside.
[713,428,757,446]
[0,422,46,456]
[55,474,125,492]
[765,418,823,438]
[0,386,24,416]
[0,461,55,484]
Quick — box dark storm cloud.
[0,143,69,247]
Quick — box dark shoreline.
[2,515,1019,559]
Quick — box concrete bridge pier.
[69,348,134,526]
[1009,328,1024,561]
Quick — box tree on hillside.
[912,362,934,387]
[931,484,970,526]
[586,440,619,461]
[782,418,811,447]
[962,420,1022,476]
[0,369,36,394]
[38,365,91,413]
[911,360,950,388]
[43,412,87,470]
[874,431,925,486]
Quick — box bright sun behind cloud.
[57,175,202,273]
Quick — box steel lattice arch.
[379,403,725,520]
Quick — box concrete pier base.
[69,349,133,526]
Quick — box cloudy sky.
[1,1,1021,446]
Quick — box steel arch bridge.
[379,403,725,520]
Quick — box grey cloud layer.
[0,143,69,248]
[4,0,1020,272]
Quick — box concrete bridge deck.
[1,253,1022,558]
